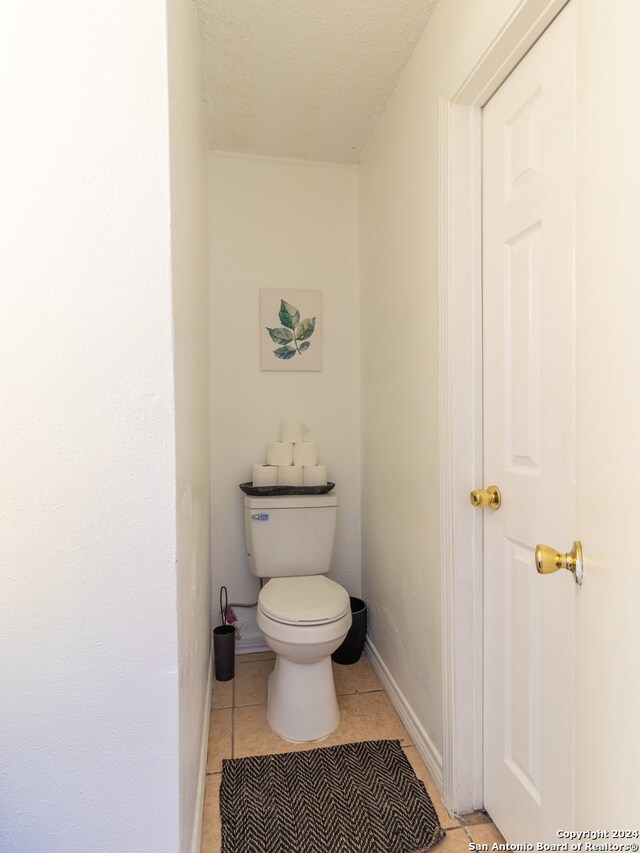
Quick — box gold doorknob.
[535,541,584,585]
[469,485,501,510]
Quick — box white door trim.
[438,0,570,815]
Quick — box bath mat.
[220,738,445,853]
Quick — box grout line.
[232,686,383,710]
[445,826,472,839]
[234,687,384,709]
[231,675,236,758]
[337,685,387,694]
[234,656,275,665]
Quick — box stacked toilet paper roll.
[277,465,304,486]
[281,417,304,445]
[251,418,329,487]
[266,442,293,466]
[293,442,318,466]
[252,464,278,487]
[303,464,328,486]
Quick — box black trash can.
[332,597,367,665]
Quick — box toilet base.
[266,654,340,742]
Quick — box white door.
[482,1,577,842]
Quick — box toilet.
[244,493,351,742]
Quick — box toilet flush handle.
[251,513,269,521]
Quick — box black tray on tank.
[239,482,335,497]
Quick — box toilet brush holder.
[214,586,236,681]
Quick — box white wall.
[0,2,209,851]
[359,0,512,764]
[208,153,361,647]
[575,0,640,825]
[360,0,640,826]
[166,1,212,850]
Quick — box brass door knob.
[535,541,584,585]
[469,485,501,510]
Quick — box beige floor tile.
[207,668,505,853]
[235,651,274,662]
[459,809,493,826]
[211,677,233,709]
[234,677,410,758]
[467,822,506,844]
[333,691,411,746]
[438,827,475,852]
[403,746,461,831]
[234,704,309,758]
[234,658,274,707]
[207,708,233,773]
[332,655,382,695]
[200,773,221,853]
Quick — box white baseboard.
[190,649,213,853]
[366,637,444,792]
[236,635,270,655]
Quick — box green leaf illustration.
[295,317,316,341]
[266,326,293,344]
[298,341,311,352]
[279,300,300,330]
[273,345,297,360]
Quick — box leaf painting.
[279,300,300,330]
[267,299,316,359]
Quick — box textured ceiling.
[195,0,439,164]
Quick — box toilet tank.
[244,494,338,578]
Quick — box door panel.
[505,224,542,472]
[482,1,577,841]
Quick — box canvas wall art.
[260,289,322,371]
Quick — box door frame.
[438,0,571,816]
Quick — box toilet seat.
[259,576,350,626]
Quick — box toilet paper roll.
[293,442,318,466]
[266,442,293,466]
[252,464,278,487]
[281,418,304,445]
[277,465,304,486]
[303,464,328,486]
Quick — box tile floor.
[200,652,505,852]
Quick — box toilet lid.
[258,576,350,625]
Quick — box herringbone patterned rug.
[220,739,445,852]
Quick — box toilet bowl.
[256,575,351,742]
